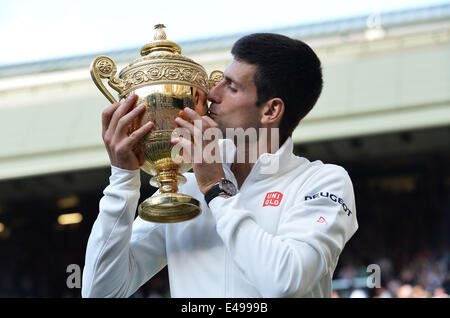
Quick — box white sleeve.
[82,166,167,298]
[208,165,358,297]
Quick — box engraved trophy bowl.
[90,24,223,223]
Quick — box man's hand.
[172,107,225,194]
[102,94,154,171]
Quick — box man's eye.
[227,85,237,92]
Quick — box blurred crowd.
[329,165,450,299]
[332,248,449,298]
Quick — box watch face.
[219,179,237,196]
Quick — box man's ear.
[260,98,284,125]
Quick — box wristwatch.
[204,178,237,206]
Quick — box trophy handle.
[208,70,224,90]
[90,55,125,104]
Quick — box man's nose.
[207,83,222,104]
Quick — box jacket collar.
[219,137,299,180]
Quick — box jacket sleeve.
[208,165,358,297]
[82,166,167,298]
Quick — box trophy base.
[138,193,201,223]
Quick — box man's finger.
[107,94,138,137]
[183,107,202,121]
[174,116,194,135]
[171,136,193,164]
[184,107,218,134]
[202,115,218,128]
[102,102,120,137]
[122,121,154,148]
[116,103,147,136]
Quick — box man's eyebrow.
[224,75,242,88]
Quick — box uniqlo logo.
[263,192,283,207]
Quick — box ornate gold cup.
[90,24,223,223]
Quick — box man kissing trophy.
[90,24,223,223]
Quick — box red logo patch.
[263,192,283,207]
[317,216,328,225]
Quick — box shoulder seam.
[297,164,348,194]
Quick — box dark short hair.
[231,33,323,144]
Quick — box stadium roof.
[0,2,449,78]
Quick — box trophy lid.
[140,24,182,56]
[115,24,209,96]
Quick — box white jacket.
[82,137,358,298]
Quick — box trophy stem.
[155,169,180,193]
[138,168,199,223]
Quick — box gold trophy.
[90,24,223,223]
